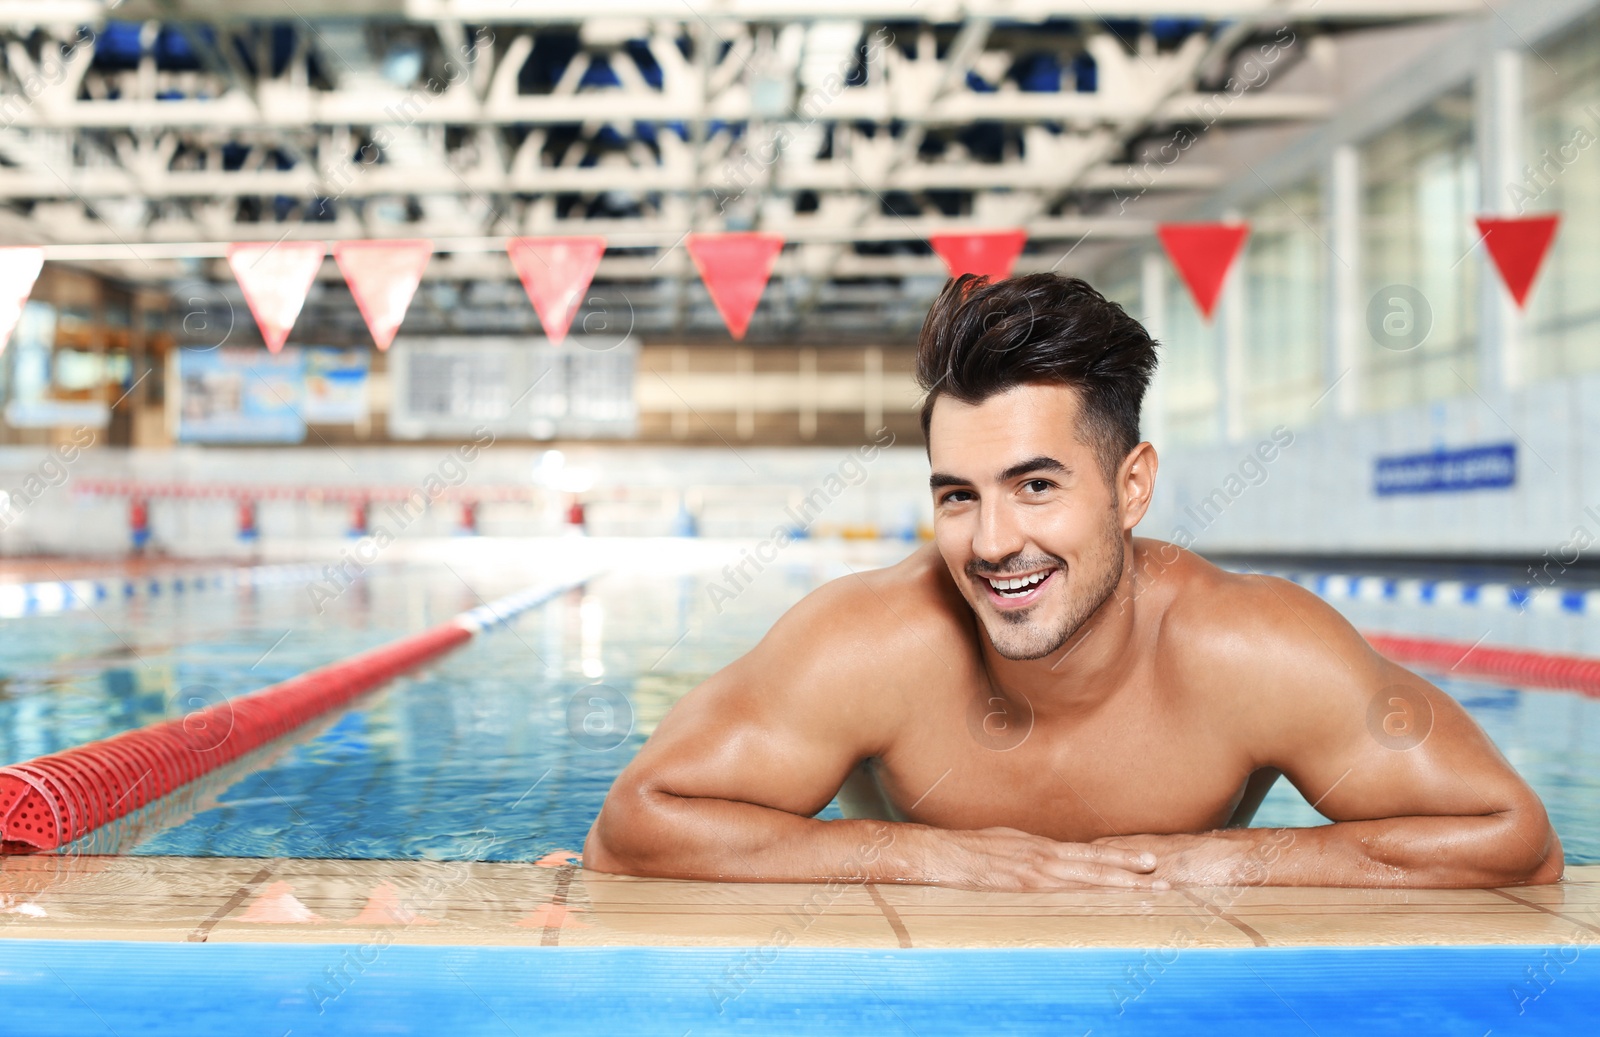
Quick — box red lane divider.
[0,622,473,853]
[0,571,592,853]
[75,478,538,505]
[1366,632,1600,699]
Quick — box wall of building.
[0,439,933,558]
[1145,370,1597,560]
[4,366,1591,565]
[1096,0,1600,564]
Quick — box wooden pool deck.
[2,855,1596,949]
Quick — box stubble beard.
[982,518,1126,662]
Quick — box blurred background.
[3,0,1600,898]
[0,0,1589,567]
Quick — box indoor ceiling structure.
[0,1,1478,343]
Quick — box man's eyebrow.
[930,456,1069,490]
[997,456,1068,482]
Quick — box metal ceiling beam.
[0,2,1475,342]
[0,163,1222,198]
[34,213,1156,258]
[79,1,1482,26]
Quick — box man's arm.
[1100,576,1563,888]
[584,571,1166,890]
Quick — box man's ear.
[1117,442,1158,531]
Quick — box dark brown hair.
[916,273,1159,479]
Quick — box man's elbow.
[1492,800,1564,886]
[582,781,674,878]
[581,814,628,875]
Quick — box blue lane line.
[1252,568,1600,616]
[0,563,329,618]
[0,943,1593,1036]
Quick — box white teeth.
[986,571,1049,594]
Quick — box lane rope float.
[1247,567,1600,617]
[0,571,595,853]
[1366,632,1600,699]
[0,561,338,619]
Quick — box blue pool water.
[1,942,1597,1037]
[2,542,1598,863]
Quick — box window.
[1523,16,1600,380]
[1361,88,1480,411]
[1161,270,1222,446]
[1242,179,1325,433]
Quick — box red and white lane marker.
[1366,632,1600,699]
[0,569,596,853]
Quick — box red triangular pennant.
[1476,215,1559,308]
[0,247,44,355]
[227,241,327,352]
[508,236,607,346]
[929,230,1027,281]
[1156,223,1250,320]
[333,239,432,350]
[685,233,785,340]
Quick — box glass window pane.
[1360,87,1480,411]
[1242,179,1324,434]
[1525,16,1600,379]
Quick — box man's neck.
[978,546,1145,721]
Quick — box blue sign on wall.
[1374,443,1517,496]
[176,347,306,443]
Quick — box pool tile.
[573,873,884,913]
[203,858,570,940]
[871,885,1249,948]
[557,909,902,948]
[1203,881,1599,946]
[0,855,273,941]
[560,874,899,947]
[8,860,1600,948]
[1498,872,1600,914]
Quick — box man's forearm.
[1129,812,1562,888]
[587,791,1173,890]
[584,791,918,883]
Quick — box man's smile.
[976,566,1059,610]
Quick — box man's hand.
[912,826,1170,892]
[1092,830,1278,888]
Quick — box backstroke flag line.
[0,247,44,356]
[930,230,1028,281]
[685,233,785,340]
[227,242,328,353]
[508,236,608,345]
[1156,222,1250,321]
[1476,215,1560,308]
[333,239,433,350]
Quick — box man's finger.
[1036,859,1170,890]
[1053,842,1158,872]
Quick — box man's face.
[928,383,1126,661]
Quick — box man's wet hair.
[915,273,1160,481]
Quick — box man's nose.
[972,499,1025,563]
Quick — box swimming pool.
[3,540,1600,1037]
[3,539,1599,864]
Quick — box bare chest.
[872,683,1254,841]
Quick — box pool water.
[2,542,1597,864]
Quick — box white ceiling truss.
[0,1,1475,341]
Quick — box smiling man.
[584,273,1563,891]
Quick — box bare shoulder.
[1152,549,1364,655]
[754,542,973,683]
[1142,542,1386,728]
[692,542,974,755]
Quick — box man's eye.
[941,490,974,504]
[1024,480,1052,493]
